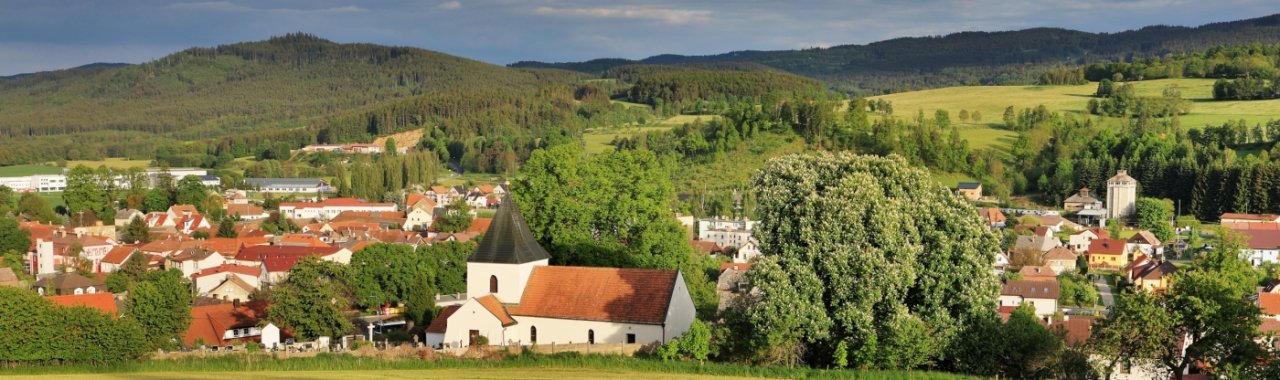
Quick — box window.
[588,330,595,344]
[626,334,636,344]
[530,326,537,344]
[489,275,498,293]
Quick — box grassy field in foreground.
[870,78,1280,153]
[0,164,63,177]
[63,158,152,169]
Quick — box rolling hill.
[512,13,1280,94]
[0,33,587,165]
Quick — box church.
[428,197,696,348]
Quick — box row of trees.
[1213,77,1280,100]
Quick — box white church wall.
[506,316,665,346]
[441,300,508,349]
[465,260,547,302]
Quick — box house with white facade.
[431,197,696,349]
[278,198,397,220]
[998,280,1060,318]
[697,218,757,249]
[243,178,331,193]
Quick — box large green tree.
[433,199,472,233]
[0,217,30,258]
[0,286,147,364]
[17,192,59,223]
[349,243,421,308]
[268,257,353,340]
[122,216,151,244]
[126,269,193,350]
[513,144,717,314]
[64,166,113,221]
[1090,291,1174,380]
[1135,197,1174,243]
[175,175,208,207]
[738,153,1000,369]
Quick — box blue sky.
[1,0,1278,75]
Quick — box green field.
[582,125,678,154]
[870,78,1280,152]
[0,164,63,177]
[63,158,153,170]
[659,114,722,126]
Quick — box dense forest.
[513,13,1280,94]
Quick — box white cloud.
[438,1,462,10]
[532,6,711,24]
[165,1,367,14]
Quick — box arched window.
[588,329,595,344]
[530,326,538,344]
[489,275,498,293]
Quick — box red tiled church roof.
[508,266,678,325]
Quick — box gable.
[508,266,677,325]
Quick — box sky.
[1,0,1278,75]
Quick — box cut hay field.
[62,158,152,169]
[870,78,1280,152]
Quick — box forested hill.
[0,33,587,165]
[511,13,1280,94]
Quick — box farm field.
[871,78,1280,151]
[582,115,724,154]
[0,164,62,177]
[62,158,152,170]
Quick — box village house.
[405,193,437,212]
[432,198,695,349]
[233,245,350,283]
[0,268,22,288]
[46,293,120,317]
[1087,238,1130,270]
[978,207,1007,228]
[426,186,461,205]
[182,301,280,348]
[1125,256,1177,292]
[278,198,397,220]
[1221,217,1280,266]
[1042,247,1078,275]
[166,248,227,278]
[697,218,757,249]
[955,182,982,200]
[1066,228,1109,253]
[208,276,256,303]
[999,280,1060,318]
[1062,187,1104,212]
[1013,227,1062,254]
[192,263,266,296]
[114,209,144,227]
[1018,265,1058,281]
[224,203,269,221]
[243,178,330,194]
[732,239,761,264]
[29,233,115,275]
[1038,215,1083,234]
[1222,213,1280,225]
[34,272,105,296]
[1126,230,1164,259]
[331,211,408,230]
[716,263,754,312]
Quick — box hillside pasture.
[62,158,152,170]
[582,125,677,154]
[0,164,63,177]
[870,78,1280,151]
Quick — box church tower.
[1106,170,1138,220]
[465,196,550,303]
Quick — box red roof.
[182,301,270,346]
[47,293,118,316]
[1053,316,1094,347]
[978,208,1007,223]
[279,197,395,210]
[1088,238,1127,256]
[425,305,460,334]
[192,264,262,279]
[720,262,751,272]
[101,245,139,265]
[476,294,517,327]
[465,218,493,234]
[225,204,266,217]
[235,245,341,272]
[508,266,679,325]
[1260,293,1280,316]
[1240,229,1280,250]
[692,240,723,255]
[1221,213,1280,222]
[1128,230,1162,246]
[277,233,331,248]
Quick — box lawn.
[870,78,1280,152]
[930,172,978,189]
[659,114,722,126]
[62,158,152,170]
[582,125,678,154]
[0,164,63,177]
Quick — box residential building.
[234,245,350,283]
[1127,230,1164,259]
[1042,247,1078,274]
[1063,187,1104,212]
[1019,265,1058,281]
[114,209,144,227]
[1221,213,1280,225]
[1106,170,1138,220]
[34,273,104,296]
[1126,256,1176,292]
[166,248,227,278]
[278,198,397,220]
[956,182,982,200]
[1067,228,1108,253]
[46,293,119,317]
[0,268,22,288]
[1087,238,1130,269]
[208,276,257,303]
[998,280,1060,318]
[978,207,1007,228]
[191,264,265,296]
[224,203,269,221]
[243,178,330,193]
[436,197,695,348]
[1013,227,1062,254]
[1238,228,1280,267]
[182,301,275,347]
[697,218,757,249]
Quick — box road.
[1094,275,1115,309]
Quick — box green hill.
[0,33,587,166]
[512,13,1280,94]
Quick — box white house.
[431,197,696,349]
[732,238,761,264]
[191,263,266,295]
[998,280,1060,318]
[1238,229,1280,267]
[278,198,398,220]
[697,218,757,249]
[243,178,330,193]
[1067,228,1105,253]
[166,248,226,278]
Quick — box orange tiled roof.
[277,233,331,248]
[47,293,118,316]
[182,301,269,346]
[225,203,266,217]
[508,266,678,325]
[720,262,751,272]
[139,238,202,254]
[169,204,199,216]
[476,294,517,327]
[692,240,723,255]
[979,207,1007,223]
[425,305,460,334]
[1053,316,1094,347]
[192,264,262,279]
[465,218,493,234]
[101,245,139,265]
[1088,238,1127,256]
[1260,293,1280,316]
[1221,213,1280,222]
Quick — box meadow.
[871,78,1280,152]
[62,158,153,170]
[0,164,62,177]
